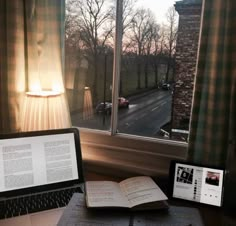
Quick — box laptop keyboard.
[0,186,82,219]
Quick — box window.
[65,0,115,131]
[117,1,178,139]
[65,0,202,168]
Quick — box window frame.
[79,128,188,177]
[69,0,191,177]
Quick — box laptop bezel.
[0,128,84,198]
[168,160,225,208]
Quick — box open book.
[85,176,169,210]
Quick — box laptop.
[169,160,225,207]
[0,128,85,226]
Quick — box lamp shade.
[83,87,93,120]
[21,91,71,131]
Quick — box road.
[71,89,172,138]
[118,89,172,137]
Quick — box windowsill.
[78,128,188,178]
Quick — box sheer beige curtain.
[0,0,71,133]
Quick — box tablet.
[169,160,225,207]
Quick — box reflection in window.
[65,0,114,130]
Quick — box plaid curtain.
[0,0,70,133]
[0,1,25,133]
[188,0,236,167]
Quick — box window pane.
[65,0,203,142]
[117,0,202,142]
[65,0,115,131]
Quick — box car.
[95,102,112,114]
[118,97,129,108]
[161,83,171,90]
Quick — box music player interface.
[173,163,224,206]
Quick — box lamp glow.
[21,90,71,131]
[83,87,93,120]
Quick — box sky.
[135,0,179,24]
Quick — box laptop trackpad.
[0,215,31,226]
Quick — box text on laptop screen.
[173,163,224,207]
[0,133,79,192]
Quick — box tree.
[150,24,168,86]
[65,0,84,67]
[130,8,155,89]
[110,0,138,95]
[143,19,159,88]
[164,6,178,83]
[65,0,86,110]
[66,0,114,104]
[110,0,138,51]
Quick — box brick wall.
[171,0,202,133]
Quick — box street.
[71,89,172,138]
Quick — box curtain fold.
[0,0,71,133]
[188,0,236,167]
[26,0,66,92]
[0,1,25,133]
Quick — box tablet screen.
[170,161,224,207]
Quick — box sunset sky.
[136,0,179,24]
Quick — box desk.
[58,193,205,226]
[167,197,236,226]
[6,173,232,226]
[154,176,236,226]
[85,172,236,226]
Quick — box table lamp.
[21,90,71,131]
[83,87,93,120]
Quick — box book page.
[85,181,130,208]
[119,176,168,208]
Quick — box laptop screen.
[0,128,84,195]
[169,161,224,207]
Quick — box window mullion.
[110,0,123,135]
